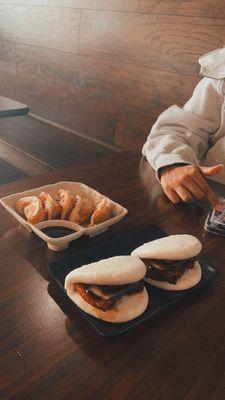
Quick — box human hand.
[160,163,223,207]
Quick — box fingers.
[183,177,205,200]
[162,183,193,203]
[192,169,219,207]
[175,186,192,202]
[214,203,225,212]
[163,187,181,203]
[160,163,220,206]
[199,164,223,176]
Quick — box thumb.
[199,164,223,176]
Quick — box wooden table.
[0,152,224,400]
[0,95,29,117]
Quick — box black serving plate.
[48,225,219,337]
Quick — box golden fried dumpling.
[69,195,93,225]
[59,189,76,220]
[16,196,46,225]
[89,198,113,226]
[16,196,38,214]
[39,192,61,220]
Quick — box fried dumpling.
[16,196,46,225]
[39,192,61,220]
[59,189,76,220]
[89,198,113,226]
[69,195,93,225]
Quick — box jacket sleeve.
[142,77,224,176]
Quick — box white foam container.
[0,181,128,251]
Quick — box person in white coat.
[143,48,225,205]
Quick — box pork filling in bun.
[131,235,202,291]
[74,281,144,311]
[65,255,149,323]
[144,257,197,284]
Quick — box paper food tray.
[0,181,128,251]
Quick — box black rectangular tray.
[48,225,219,337]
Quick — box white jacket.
[143,48,225,184]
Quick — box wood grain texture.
[12,41,199,111]
[114,110,153,150]
[0,115,113,170]
[0,5,79,52]
[0,158,27,183]
[0,72,117,145]
[50,1,225,19]
[0,1,48,4]
[0,152,225,400]
[79,11,225,76]
[0,137,52,175]
[0,38,199,146]
[1,2,225,152]
[0,40,119,144]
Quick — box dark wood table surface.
[0,95,29,118]
[0,152,224,400]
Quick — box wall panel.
[0,1,224,152]
[79,11,225,76]
[0,5,79,52]
[0,39,199,146]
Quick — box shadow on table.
[47,279,215,365]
